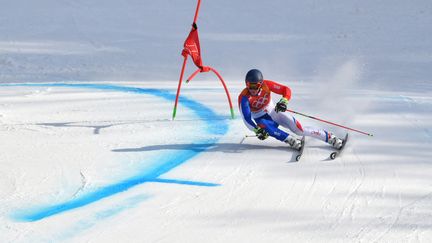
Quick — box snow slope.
[1,0,432,242]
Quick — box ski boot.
[328,134,343,150]
[285,135,302,150]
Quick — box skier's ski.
[329,133,349,160]
[295,136,306,161]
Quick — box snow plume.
[305,59,372,133]
[313,59,360,108]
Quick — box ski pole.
[240,134,257,144]
[286,109,374,137]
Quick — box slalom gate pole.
[186,67,235,119]
[210,67,235,119]
[193,0,202,23]
[186,69,201,83]
[286,109,374,137]
[173,0,201,120]
[174,0,235,120]
[172,56,188,120]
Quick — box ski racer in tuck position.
[238,69,344,150]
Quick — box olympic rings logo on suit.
[251,93,269,109]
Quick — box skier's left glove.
[275,97,288,113]
[254,127,269,140]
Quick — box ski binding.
[330,133,349,160]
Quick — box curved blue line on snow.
[4,83,229,222]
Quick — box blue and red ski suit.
[238,80,332,143]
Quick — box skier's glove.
[254,127,269,140]
[275,97,288,113]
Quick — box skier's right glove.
[254,127,269,140]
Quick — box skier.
[238,69,344,150]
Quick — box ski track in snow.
[0,83,229,222]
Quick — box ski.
[295,136,306,161]
[329,133,349,160]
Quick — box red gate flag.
[172,0,234,120]
[182,24,203,69]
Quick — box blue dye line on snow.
[149,178,220,187]
[3,83,229,222]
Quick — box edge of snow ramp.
[1,83,229,222]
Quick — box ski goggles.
[246,81,263,90]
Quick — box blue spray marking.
[57,194,150,241]
[3,83,229,222]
